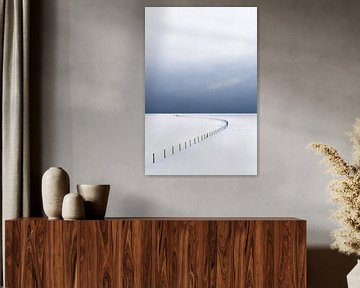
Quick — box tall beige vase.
[42,167,70,219]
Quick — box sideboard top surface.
[6,217,306,222]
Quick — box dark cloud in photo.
[145,7,257,114]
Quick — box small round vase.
[77,184,110,219]
[42,167,70,219]
[62,192,85,220]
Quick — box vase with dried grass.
[308,118,360,287]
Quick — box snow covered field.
[145,114,257,175]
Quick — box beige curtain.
[0,0,30,284]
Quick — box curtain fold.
[0,0,30,284]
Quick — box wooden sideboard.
[5,218,306,287]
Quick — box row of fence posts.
[152,120,229,164]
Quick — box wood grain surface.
[5,218,306,287]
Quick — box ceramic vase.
[347,259,360,287]
[62,192,85,220]
[42,167,70,219]
[77,184,110,219]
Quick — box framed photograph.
[145,7,257,175]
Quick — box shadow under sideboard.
[307,248,357,288]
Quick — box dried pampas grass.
[308,118,360,256]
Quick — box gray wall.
[30,1,360,285]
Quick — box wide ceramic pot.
[347,259,360,287]
[77,184,110,219]
[42,167,70,219]
[62,192,85,220]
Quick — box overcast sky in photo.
[145,7,257,114]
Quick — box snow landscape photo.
[145,7,257,175]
